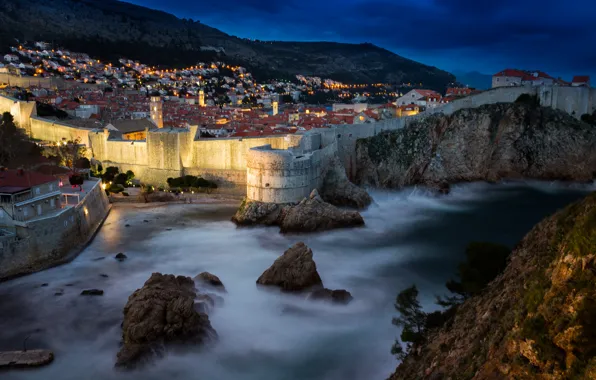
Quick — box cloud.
[125,0,596,78]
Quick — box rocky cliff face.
[391,191,596,379]
[355,103,596,189]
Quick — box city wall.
[0,179,110,280]
[30,116,92,143]
[0,94,37,133]
[0,73,101,90]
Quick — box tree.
[42,137,88,173]
[0,112,42,168]
[391,285,426,359]
[437,242,510,307]
[102,166,120,183]
[281,94,294,104]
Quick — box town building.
[572,76,591,87]
[0,169,62,224]
[394,89,442,108]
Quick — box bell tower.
[150,96,163,128]
[272,101,279,116]
[198,90,205,107]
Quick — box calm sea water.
[0,181,593,380]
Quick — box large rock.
[320,156,372,209]
[231,198,285,226]
[194,272,226,293]
[0,349,54,368]
[279,190,364,233]
[232,191,364,233]
[115,273,217,369]
[256,242,323,292]
[355,103,596,188]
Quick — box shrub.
[114,172,129,186]
[75,157,91,169]
[580,112,596,126]
[69,174,84,185]
[166,175,217,190]
[102,166,119,183]
[122,191,129,196]
[108,183,125,193]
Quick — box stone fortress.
[1,83,595,204]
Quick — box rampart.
[0,179,110,280]
[0,73,101,90]
[0,94,37,133]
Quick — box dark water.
[0,181,593,380]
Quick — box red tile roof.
[572,76,590,83]
[0,170,57,193]
[494,69,527,78]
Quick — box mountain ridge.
[0,0,455,89]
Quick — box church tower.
[150,96,163,128]
[198,90,205,107]
[272,101,279,116]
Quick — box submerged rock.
[115,253,127,261]
[257,242,323,292]
[308,288,353,305]
[80,289,103,296]
[193,272,226,292]
[320,156,372,209]
[115,273,216,369]
[231,199,284,226]
[279,190,364,233]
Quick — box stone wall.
[30,116,92,143]
[0,94,37,133]
[0,73,101,90]
[0,179,110,280]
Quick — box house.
[395,89,442,107]
[446,87,473,97]
[492,69,527,88]
[108,118,155,140]
[521,71,554,86]
[0,169,62,224]
[3,54,19,63]
[572,76,590,87]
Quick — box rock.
[115,273,217,369]
[93,257,106,261]
[256,242,323,292]
[100,274,109,278]
[320,156,372,209]
[308,288,353,305]
[65,283,74,287]
[193,272,226,292]
[0,349,54,368]
[54,290,64,296]
[194,294,215,314]
[231,198,284,226]
[355,103,596,188]
[81,289,104,296]
[125,224,130,227]
[143,220,149,223]
[279,195,364,233]
[40,283,48,287]
[115,253,127,261]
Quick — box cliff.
[355,103,596,190]
[390,191,596,379]
[0,0,454,87]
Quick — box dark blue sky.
[126,0,595,80]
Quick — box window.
[50,199,55,208]
[36,188,40,195]
[37,204,42,216]
[24,208,28,217]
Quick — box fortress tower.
[198,90,205,107]
[150,96,163,129]
[272,101,279,116]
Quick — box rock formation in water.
[320,156,372,209]
[193,272,226,293]
[355,103,596,189]
[115,273,217,369]
[390,191,596,379]
[257,242,323,292]
[232,190,365,233]
[257,242,353,305]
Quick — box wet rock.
[0,349,54,368]
[115,253,127,261]
[194,294,215,314]
[320,156,372,209]
[279,191,364,233]
[92,257,106,261]
[193,272,226,292]
[115,273,217,369]
[308,288,353,305]
[257,242,323,292]
[40,283,48,287]
[125,224,130,227]
[81,289,104,296]
[65,283,74,287]
[100,274,109,278]
[231,199,284,226]
[54,290,64,296]
[143,220,149,223]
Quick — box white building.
[394,89,442,108]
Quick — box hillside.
[0,0,454,89]
[391,190,596,379]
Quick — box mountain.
[390,190,596,379]
[0,0,454,90]
[453,70,493,90]
[354,102,596,190]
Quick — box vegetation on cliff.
[355,103,596,189]
[0,0,454,88]
[390,191,596,379]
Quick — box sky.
[125,0,596,80]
